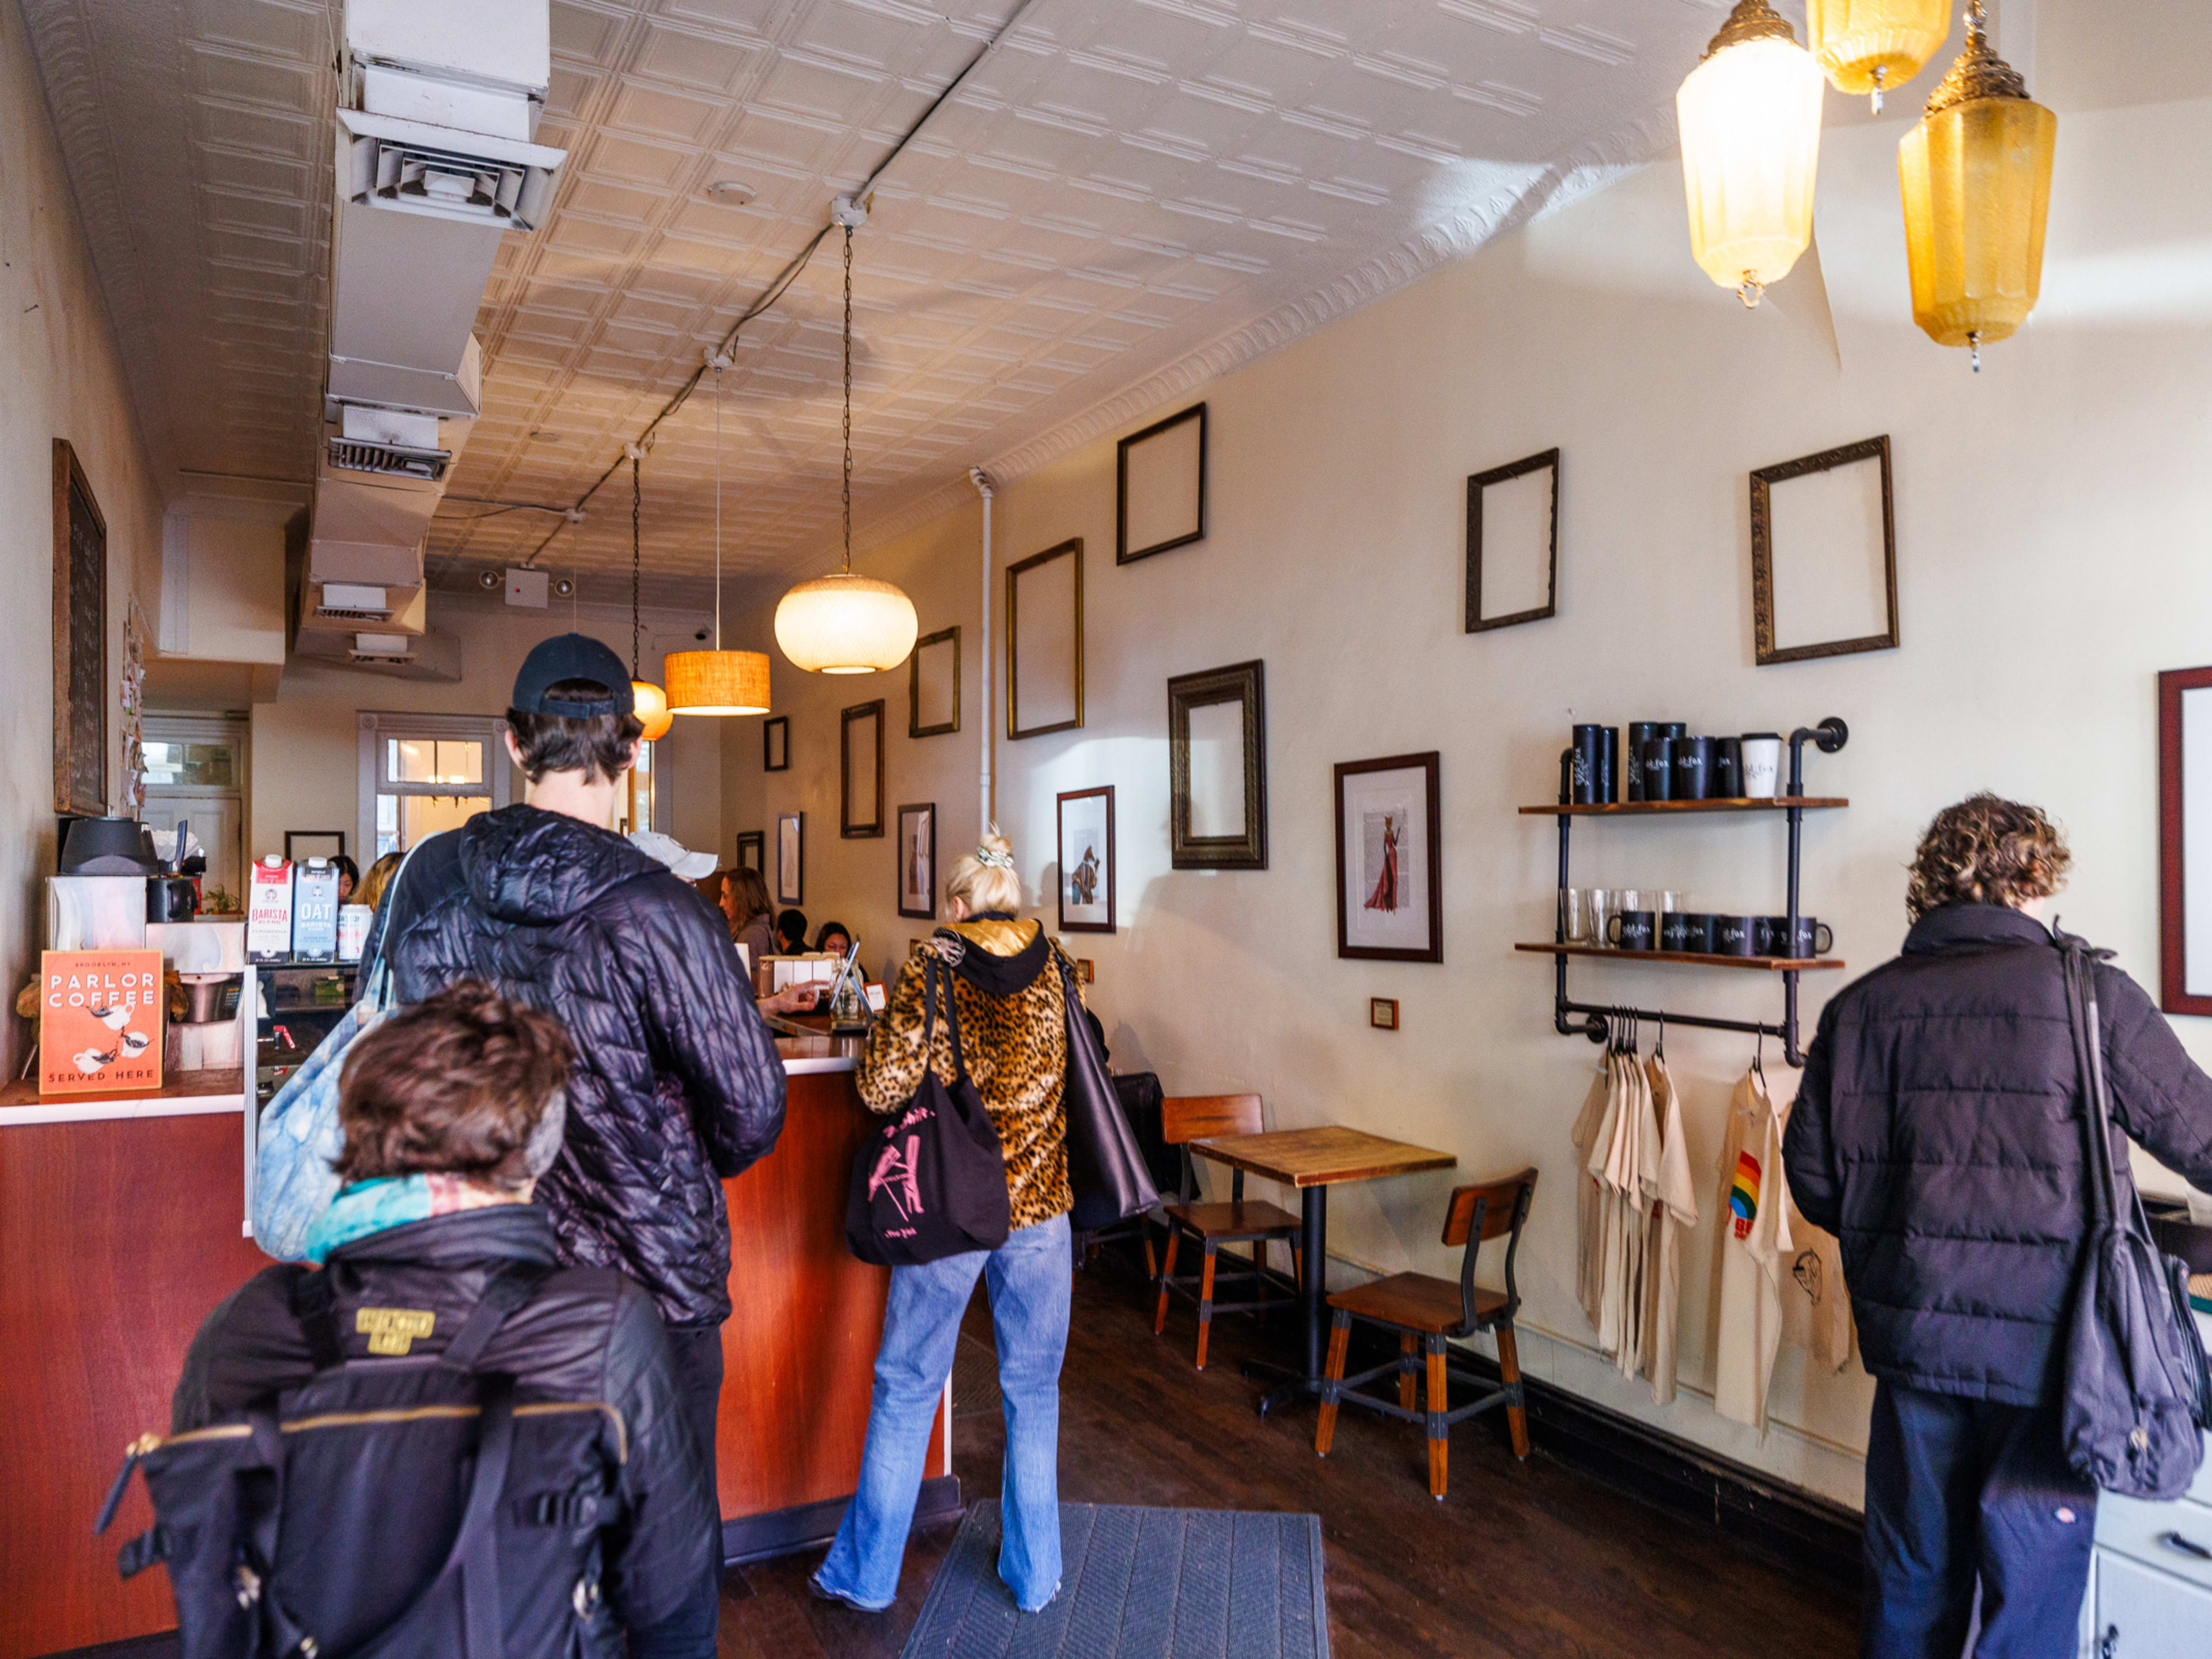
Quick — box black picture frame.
[909,626,960,738]
[1168,660,1266,870]
[897,802,937,920]
[1334,751,1442,964]
[54,439,107,817]
[1056,785,1116,934]
[1007,538,1084,740]
[763,715,790,772]
[736,830,764,874]
[1116,401,1207,564]
[841,700,885,838]
[1465,447,1559,634]
[776,812,804,906]
[284,831,346,863]
[2158,668,2212,1017]
[1750,434,1900,666]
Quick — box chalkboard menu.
[52,440,106,816]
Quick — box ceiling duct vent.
[339,109,563,232]
[350,632,418,665]
[327,434,450,480]
[316,582,395,623]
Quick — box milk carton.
[293,860,340,963]
[246,856,295,962]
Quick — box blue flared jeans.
[815,1213,1072,1612]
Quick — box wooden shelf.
[1518,797,1846,816]
[0,1067,245,1114]
[1516,943,1844,972]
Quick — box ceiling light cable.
[843,223,854,574]
[516,0,1052,570]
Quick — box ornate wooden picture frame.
[1750,434,1899,667]
[840,700,884,838]
[54,439,108,816]
[1465,448,1559,634]
[1168,660,1266,870]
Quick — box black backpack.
[99,1262,627,1658]
[845,956,1012,1266]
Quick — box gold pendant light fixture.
[1899,1,2057,371]
[664,350,772,714]
[624,447,675,743]
[1807,0,1949,112]
[774,199,919,676]
[1676,0,1827,308]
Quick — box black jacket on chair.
[365,806,786,1327]
[1785,903,2212,1406]
[171,1206,713,1647]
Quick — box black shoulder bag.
[1055,952,1161,1231]
[2057,930,2212,1498]
[846,957,1012,1266]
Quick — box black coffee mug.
[1671,734,1713,802]
[1638,738,1674,802]
[1711,737,1743,800]
[1759,916,1834,959]
[1599,726,1619,804]
[1661,912,1711,954]
[1607,910,1657,950]
[1711,914,1759,957]
[1570,724,1609,805]
[1626,723,1666,800]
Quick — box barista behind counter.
[631,834,821,1020]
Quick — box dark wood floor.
[717,1256,1861,1658]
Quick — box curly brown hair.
[1906,794,2072,921]
[335,982,573,1185]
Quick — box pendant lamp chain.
[630,451,642,676]
[713,356,724,650]
[842,222,854,575]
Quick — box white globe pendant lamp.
[774,206,918,675]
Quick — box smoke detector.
[705,179,755,204]
[477,569,502,590]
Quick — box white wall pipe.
[969,467,995,835]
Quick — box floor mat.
[900,1501,1329,1658]
[952,1331,1002,1419]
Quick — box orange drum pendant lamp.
[774,206,918,675]
[1898,1,2057,371]
[624,450,675,742]
[665,351,771,714]
[1808,0,1949,112]
[1677,0,1826,309]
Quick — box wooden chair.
[1151,1094,1304,1370]
[1313,1168,1537,1499]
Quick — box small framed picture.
[1056,785,1116,934]
[736,831,764,874]
[284,831,347,863]
[763,715,790,772]
[1370,997,1399,1031]
[1335,752,1442,963]
[897,802,937,920]
[776,812,804,906]
[1117,402,1207,564]
[1075,957,1096,985]
[842,700,884,838]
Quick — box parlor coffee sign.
[41,949,164,1096]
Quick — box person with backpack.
[151,982,714,1656]
[1784,794,2212,1659]
[362,633,786,1653]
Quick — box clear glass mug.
[1588,888,1619,946]
[1559,888,1594,944]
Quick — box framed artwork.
[1335,752,1442,963]
[1465,448,1559,634]
[776,812,804,906]
[284,831,346,863]
[910,626,960,737]
[736,830,764,874]
[1751,435,1899,666]
[1117,402,1207,564]
[2158,668,2212,1016]
[841,700,884,838]
[763,715,790,772]
[897,802,937,919]
[1370,997,1400,1031]
[1169,661,1266,870]
[1056,786,1116,934]
[53,439,108,816]
[1007,537,1082,739]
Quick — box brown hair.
[725,866,771,929]
[505,678,644,785]
[1906,793,2073,921]
[334,982,572,1185]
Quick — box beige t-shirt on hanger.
[1639,1050,1701,1404]
[1714,1065,1792,1431]
[1604,1050,1655,1375]
[1571,1056,1613,1336]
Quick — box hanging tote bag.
[2056,930,2212,1499]
[251,845,423,1261]
[845,958,1012,1267]
[1056,953,1160,1232]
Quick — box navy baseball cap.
[512,633,635,717]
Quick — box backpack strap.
[439,1260,554,1374]
[286,1266,346,1372]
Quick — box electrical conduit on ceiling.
[970,467,995,834]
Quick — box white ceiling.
[33,0,2138,605]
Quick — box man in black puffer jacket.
[363,634,785,1655]
[1786,795,2212,1659]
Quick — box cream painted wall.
[725,94,2212,1508]
[0,0,165,1070]
[243,592,721,865]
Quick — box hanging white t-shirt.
[1713,1066,1792,1431]
[1639,1050,1700,1405]
[1600,1050,1652,1370]
[1571,1057,1613,1336]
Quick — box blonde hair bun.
[948,824,1024,914]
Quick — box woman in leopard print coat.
[813,831,1079,1618]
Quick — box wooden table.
[1187,1126,1456,1416]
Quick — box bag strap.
[2058,929,2128,1235]
[440,1261,554,1373]
[923,956,972,1089]
[359,835,434,1013]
